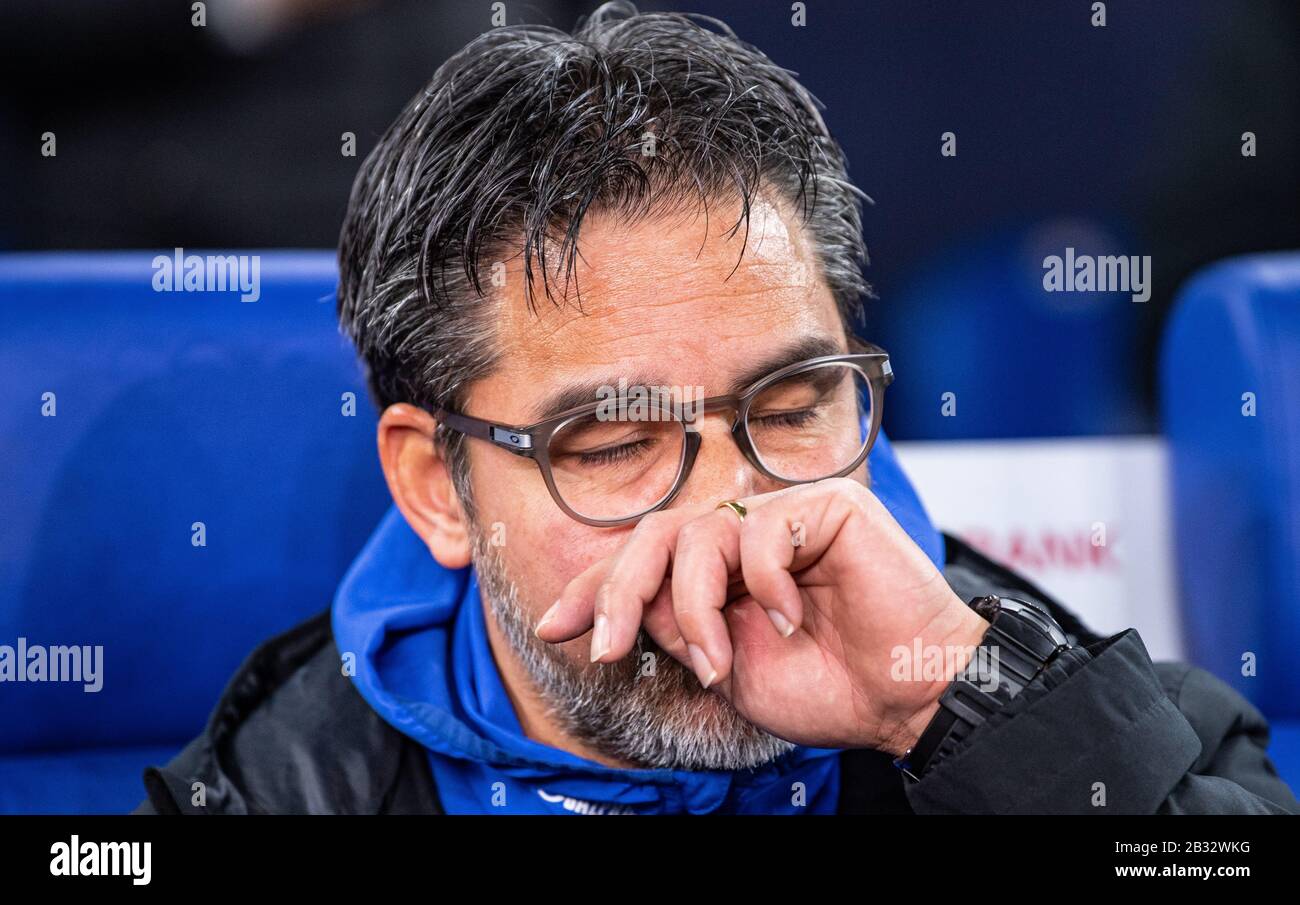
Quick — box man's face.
[460,193,860,770]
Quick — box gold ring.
[715,499,747,522]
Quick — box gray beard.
[469,530,794,771]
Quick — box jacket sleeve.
[130,735,210,815]
[904,629,1300,814]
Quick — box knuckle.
[820,475,862,497]
[676,518,715,547]
[669,605,704,637]
[594,581,617,617]
[744,497,780,528]
[821,476,872,515]
[629,510,665,541]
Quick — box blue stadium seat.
[876,222,1149,440]
[0,252,391,813]
[1161,253,1300,776]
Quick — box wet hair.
[336,1,869,510]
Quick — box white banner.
[894,437,1183,661]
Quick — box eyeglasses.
[429,341,894,527]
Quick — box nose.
[672,412,782,509]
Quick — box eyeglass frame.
[427,340,894,527]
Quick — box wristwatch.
[893,595,1073,783]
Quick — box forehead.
[475,193,847,418]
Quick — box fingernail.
[765,608,796,638]
[686,643,718,688]
[535,601,561,637]
[590,614,610,662]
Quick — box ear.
[377,403,473,569]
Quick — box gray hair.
[336,1,870,512]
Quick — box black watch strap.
[894,595,1072,783]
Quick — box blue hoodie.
[332,425,942,814]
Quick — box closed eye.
[575,437,656,467]
[752,408,819,429]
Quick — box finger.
[592,509,700,663]
[535,555,612,643]
[737,498,818,638]
[641,576,689,663]
[644,575,748,668]
[669,508,743,687]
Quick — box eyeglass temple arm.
[845,336,894,385]
[432,407,536,455]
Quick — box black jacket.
[134,536,1299,815]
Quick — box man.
[136,3,1297,815]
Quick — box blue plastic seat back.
[1161,253,1300,718]
[0,251,390,753]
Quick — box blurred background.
[3,0,1297,434]
[1,0,1297,811]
